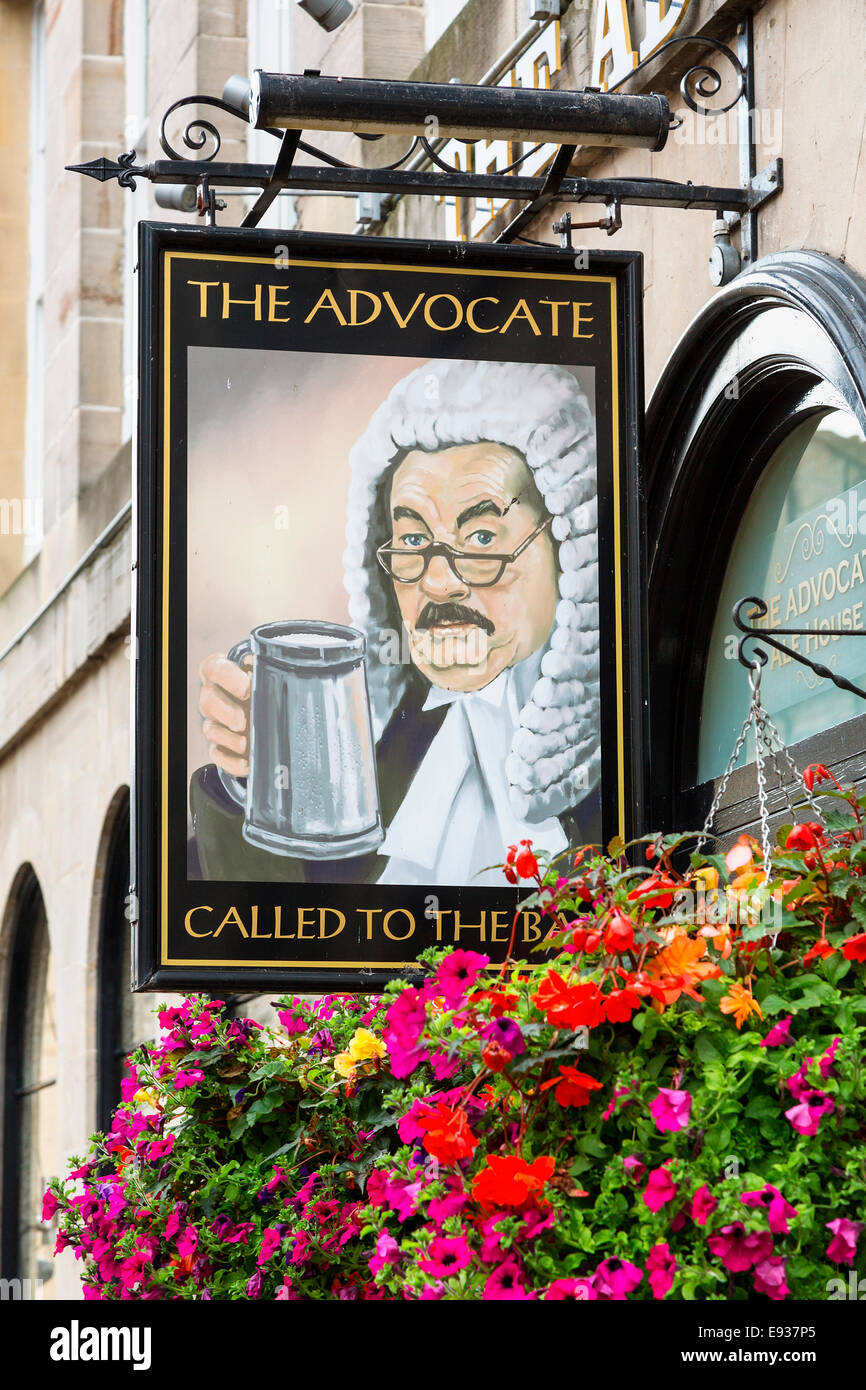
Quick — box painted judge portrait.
[189,357,602,886]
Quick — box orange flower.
[472,1154,555,1211]
[719,981,764,1029]
[644,932,721,1009]
[725,835,761,875]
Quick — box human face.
[387,441,558,692]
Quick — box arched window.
[699,409,866,781]
[1,869,57,1296]
[97,793,133,1132]
[647,252,866,840]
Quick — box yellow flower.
[132,1086,160,1111]
[691,865,719,893]
[334,1028,386,1080]
[333,1051,355,1078]
[719,981,764,1029]
[347,1028,386,1064]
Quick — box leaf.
[745,1095,778,1121]
[607,835,625,858]
[692,852,730,884]
[757,993,788,1017]
[694,1031,725,1065]
[823,954,851,986]
[850,897,866,930]
[579,1134,610,1160]
[776,824,793,849]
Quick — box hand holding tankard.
[199,621,384,860]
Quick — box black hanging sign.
[134,223,647,991]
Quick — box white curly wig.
[341,358,600,823]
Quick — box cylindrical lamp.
[249,72,672,151]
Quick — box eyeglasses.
[376,515,553,588]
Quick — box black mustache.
[415,602,495,635]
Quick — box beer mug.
[217,620,384,859]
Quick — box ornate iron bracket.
[734,596,866,702]
[66,14,781,251]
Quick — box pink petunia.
[622,1155,646,1181]
[594,1257,643,1300]
[753,1255,789,1300]
[41,1189,59,1223]
[825,1217,864,1265]
[544,1278,597,1301]
[173,1068,205,1090]
[177,1225,198,1261]
[435,950,491,1003]
[418,1235,473,1279]
[649,1087,692,1133]
[368,1231,401,1277]
[741,1184,798,1235]
[164,1203,188,1240]
[429,1050,461,1082]
[819,1037,841,1079]
[145,1136,174,1162]
[646,1243,677,1299]
[427,1178,468,1226]
[785,1090,835,1136]
[384,1034,429,1079]
[691,1186,718,1226]
[257,1227,282,1266]
[785,1059,814,1101]
[760,1016,794,1048]
[602,1085,633,1120]
[483,1257,530,1300]
[643,1165,678,1212]
[707,1222,773,1273]
[382,1173,422,1222]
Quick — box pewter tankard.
[218,620,384,859]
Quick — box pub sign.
[133,224,647,991]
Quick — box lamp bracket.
[67,15,780,256]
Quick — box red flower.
[504,839,539,882]
[843,931,866,962]
[603,986,641,1023]
[803,763,831,792]
[472,1154,555,1211]
[627,874,678,910]
[481,1041,511,1073]
[416,1103,479,1167]
[540,1065,603,1108]
[785,822,825,852]
[604,911,636,954]
[803,937,835,963]
[531,972,605,1030]
[470,988,518,1017]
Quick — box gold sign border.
[160,250,624,968]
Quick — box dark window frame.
[96,794,132,1132]
[1,871,52,1281]
[646,252,866,841]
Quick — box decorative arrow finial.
[65,150,141,189]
